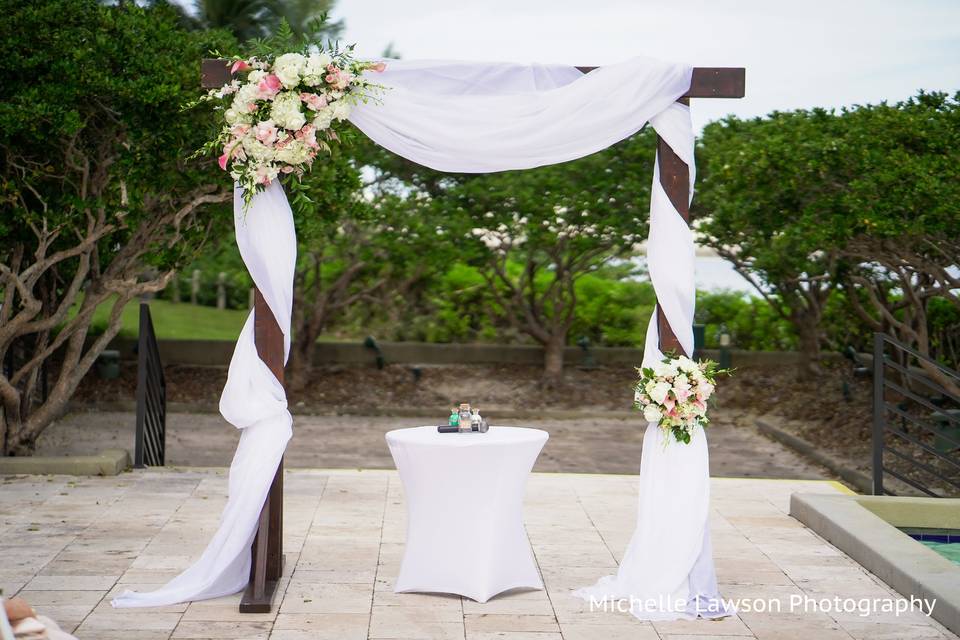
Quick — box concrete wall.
[108,337,841,369]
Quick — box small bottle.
[459,403,472,432]
[470,408,481,431]
[448,409,460,427]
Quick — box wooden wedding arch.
[200,59,745,612]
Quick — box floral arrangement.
[193,45,385,207]
[633,355,725,444]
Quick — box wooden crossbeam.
[202,59,745,99]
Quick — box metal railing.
[872,332,960,497]
[135,302,166,467]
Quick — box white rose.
[649,381,671,405]
[224,108,241,125]
[643,405,663,423]
[677,356,698,373]
[270,92,306,130]
[273,52,306,89]
[652,360,672,378]
[247,70,266,84]
[673,374,691,391]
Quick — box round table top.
[385,425,548,447]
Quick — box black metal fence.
[872,332,960,497]
[135,302,166,467]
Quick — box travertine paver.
[1,470,956,640]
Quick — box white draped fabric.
[113,54,726,620]
[112,183,296,608]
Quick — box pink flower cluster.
[200,50,386,206]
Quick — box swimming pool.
[903,528,960,565]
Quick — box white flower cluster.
[633,355,720,444]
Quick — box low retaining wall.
[106,337,841,369]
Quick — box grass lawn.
[93,298,248,341]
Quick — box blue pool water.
[902,528,960,566]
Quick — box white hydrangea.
[303,52,332,85]
[270,91,306,130]
[275,139,310,165]
[313,105,335,130]
[331,100,353,121]
[224,108,248,125]
[273,52,306,89]
[241,136,276,163]
[232,82,260,111]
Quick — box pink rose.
[254,167,274,185]
[231,124,250,137]
[295,124,319,149]
[299,92,327,111]
[254,121,279,145]
[231,59,252,74]
[257,74,282,99]
[218,140,244,171]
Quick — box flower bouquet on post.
[187,22,386,209]
[633,355,728,444]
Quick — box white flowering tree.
[433,130,657,383]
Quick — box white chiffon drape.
[112,183,295,607]
[113,55,726,619]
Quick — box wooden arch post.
[201,60,744,613]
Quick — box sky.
[330,0,960,130]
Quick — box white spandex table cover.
[114,54,726,621]
[386,426,548,603]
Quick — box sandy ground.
[37,408,831,479]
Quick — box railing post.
[134,303,148,469]
[872,333,885,495]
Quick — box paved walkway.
[2,470,955,640]
[39,410,829,478]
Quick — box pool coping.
[790,493,960,635]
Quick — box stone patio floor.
[2,469,956,640]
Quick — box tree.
[830,92,960,393]
[183,0,342,42]
[696,93,960,387]
[427,130,658,383]
[696,109,851,378]
[0,0,236,454]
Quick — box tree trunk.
[542,333,566,386]
[286,333,313,393]
[793,311,822,381]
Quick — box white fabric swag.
[113,55,726,620]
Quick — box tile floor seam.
[368,472,392,640]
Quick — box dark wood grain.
[239,289,285,613]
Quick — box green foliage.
[189,0,343,42]
[0,0,237,267]
[695,291,797,351]
[696,92,960,369]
